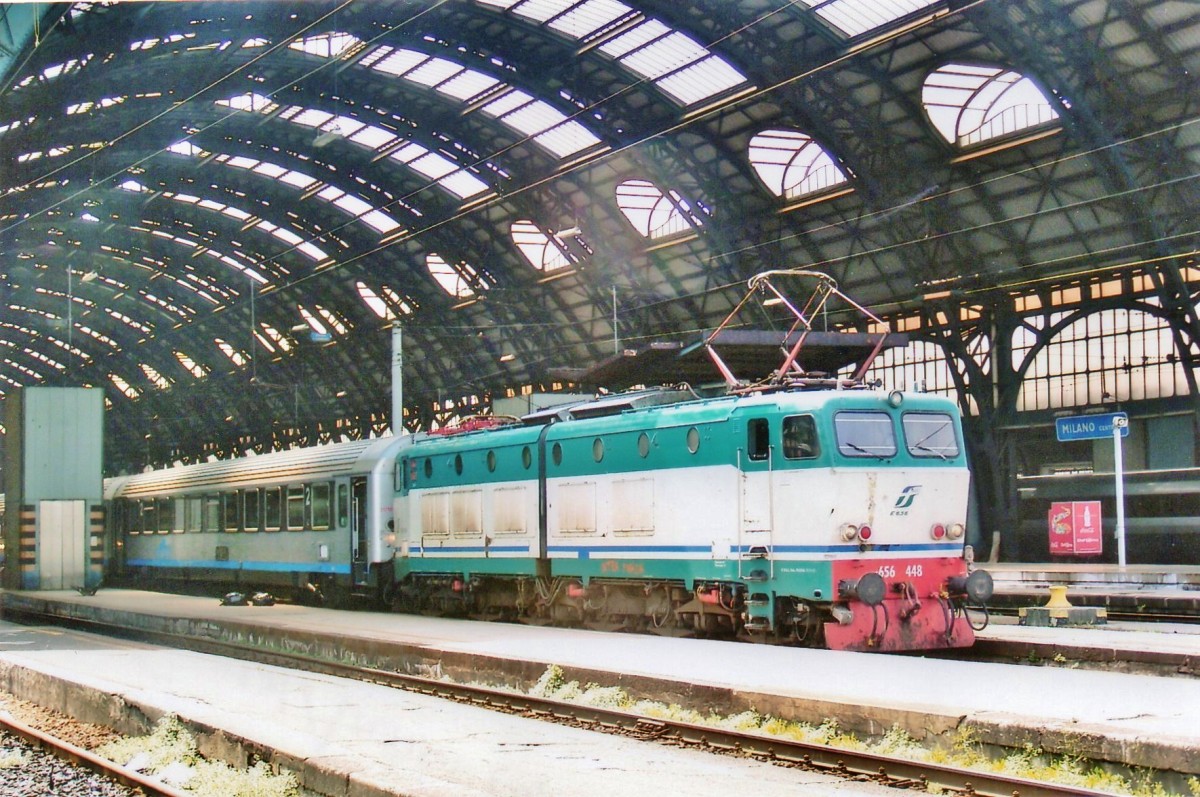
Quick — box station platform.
[0,588,1197,786]
[0,620,892,797]
[986,563,1200,617]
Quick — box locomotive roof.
[554,329,909,391]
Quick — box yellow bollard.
[1044,585,1073,610]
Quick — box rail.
[2,604,1130,797]
[0,712,190,797]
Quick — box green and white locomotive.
[388,271,992,651]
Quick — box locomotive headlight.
[384,532,397,546]
[839,523,859,541]
[947,522,965,539]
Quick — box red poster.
[1048,501,1103,556]
[1072,500,1103,554]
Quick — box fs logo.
[891,485,921,516]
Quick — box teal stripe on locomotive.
[404,390,965,491]
[394,551,835,600]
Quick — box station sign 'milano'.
[1054,412,1129,442]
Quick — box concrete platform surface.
[0,621,895,797]
[1,589,1198,778]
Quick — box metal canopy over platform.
[0,1,1197,482]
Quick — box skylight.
[220,93,489,200]
[477,0,749,107]
[922,64,1060,148]
[797,0,941,38]
[748,129,850,200]
[167,142,404,235]
[354,43,604,159]
[110,373,141,399]
[215,338,248,366]
[614,179,705,238]
[141,363,172,389]
[160,189,331,263]
[511,220,576,272]
[427,253,488,299]
[175,351,208,378]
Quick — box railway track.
[3,605,1131,797]
[0,712,188,797]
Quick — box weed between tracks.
[529,664,1200,797]
[96,716,299,797]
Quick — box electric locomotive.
[388,271,993,651]
[389,386,990,651]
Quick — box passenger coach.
[109,436,404,603]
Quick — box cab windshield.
[902,412,959,459]
[834,411,896,459]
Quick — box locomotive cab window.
[834,411,897,458]
[782,415,820,459]
[747,418,771,461]
[902,412,959,459]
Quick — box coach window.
[337,484,349,528]
[747,418,771,461]
[264,487,282,531]
[783,415,819,459]
[244,489,261,532]
[203,495,221,532]
[223,492,240,532]
[184,497,202,533]
[287,485,306,530]
[834,411,897,458]
[902,412,959,459]
[158,499,172,534]
[311,482,332,531]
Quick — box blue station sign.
[1055,412,1129,442]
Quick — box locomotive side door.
[738,416,775,582]
[350,477,368,587]
[740,417,774,531]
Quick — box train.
[108,270,994,652]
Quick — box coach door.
[350,477,369,587]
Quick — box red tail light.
[858,524,873,541]
[931,523,946,540]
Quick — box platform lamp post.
[391,320,403,436]
[1113,415,1128,568]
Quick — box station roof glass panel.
[478,0,749,107]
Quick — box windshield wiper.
[912,443,948,461]
[842,441,889,461]
[911,421,952,450]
